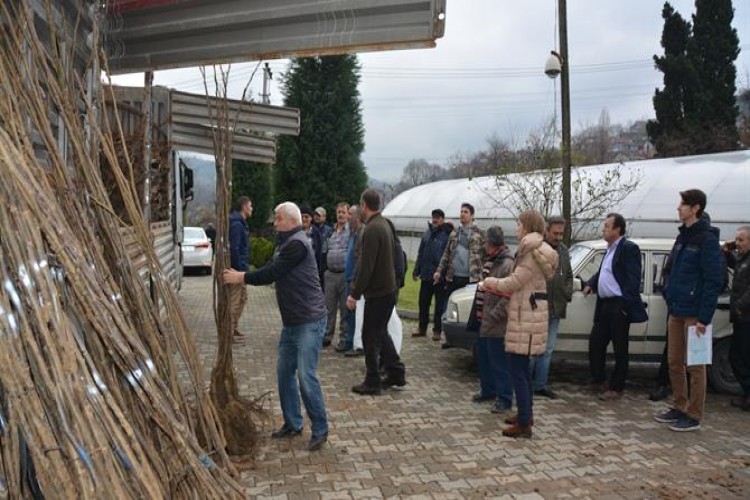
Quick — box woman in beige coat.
[479,210,558,438]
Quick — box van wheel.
[709,338,742,395]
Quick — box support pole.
[559,0,572,244]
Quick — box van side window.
[652,251,670,294]
[579,252,604,284]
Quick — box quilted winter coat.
[481,232,559,356]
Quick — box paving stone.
[178,276,750,498]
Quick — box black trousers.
[418,280,446,334]
[730,321,750,396]
[589,297,630,392]
[655,319,670,386]
[362,292,405,387]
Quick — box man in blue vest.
[223,202,329,451]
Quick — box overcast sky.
[112,1,750,183]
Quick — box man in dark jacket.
[412,208,451,340]
[472,226,514,414]
[228,196,252,341]
[584,213,648,401]
[531,216,573,399]
[346,189,406,395]
[724,226,750,410]
[223,202,329,452]
[655,189,722,432]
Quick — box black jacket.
[728,251,750,324]
[587,238,648,324]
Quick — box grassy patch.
[397,261,420,311]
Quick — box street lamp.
[544,0,572,245]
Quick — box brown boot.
[431,331,442,341]
[502,423,533,439]
[504,413,534,426]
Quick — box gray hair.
[275,202,302,225]
[486,226,505,247]
[738,225,750,237]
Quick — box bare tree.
[484,117,643,240]
[400,158,445,186]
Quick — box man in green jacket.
[530,216,573,399]
[346,188,406,395]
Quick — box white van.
[442,238,739,394]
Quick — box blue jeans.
[277,316,329,437]
[507,353,533,426]
[476,337,512,407]
[530,316,560,391]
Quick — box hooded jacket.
[482,232,558,356]
[664,217,723,324]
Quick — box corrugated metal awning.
[169,89,300,164]
[105,0,446,74]
[108,86,300,163]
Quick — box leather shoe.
[308,432,328,451]
[344,348,364,357]
[534,388,558,399]
[472,393,495,403]
[432,333,442,341]
[502,424,533,439]
[352,383,381,395]
[381,376,407,389]
[271,425,302,439]
[334,343,351,353]
[648,385,670,402]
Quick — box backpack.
[385,218,408,289]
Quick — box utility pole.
[559,0,572,245]
[261,62,272,104]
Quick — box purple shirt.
[598,237,623,298]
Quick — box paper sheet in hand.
[687,325,712,366]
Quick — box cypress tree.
[275,55,367,213]
[647,2,699,156]
[688,0,740,152]
[648,1,740,156]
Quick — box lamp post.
[545,0,572,244]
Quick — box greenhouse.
[384,149,750,253]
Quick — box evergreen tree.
[647,3,699,156]
[231,159,273,231]
[688,0,740,152]
[648,1,740,156]
[275,55,367,213]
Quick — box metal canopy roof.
[109,85,300,163]
[106,0,446,74]
[169,89,300,163]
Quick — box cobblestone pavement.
[179,275,750,499]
